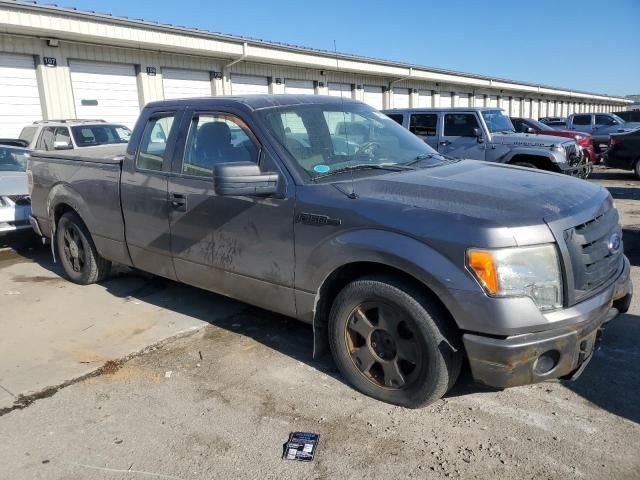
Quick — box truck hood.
[335,160,603,226]
[491,132,571,147]
[618,122,640,132]
[0,171,28,196]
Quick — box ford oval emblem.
[608,233,622,253]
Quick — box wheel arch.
[312,260,460,358]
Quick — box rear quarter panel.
[29,155,130,265]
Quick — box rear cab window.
[71,124,131,147]
[386,114,404,126]
[137,115,175,172]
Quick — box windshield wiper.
[311,163,412,181]
[405,153,438,167]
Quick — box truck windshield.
[0,146,29,172]
[262,103,446,180]
[528,119,554,131]
[611,114,626,124]
[71,124,132,147]
[482,110,515,133]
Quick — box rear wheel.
[328,275,462,408]
[56,211,111,284]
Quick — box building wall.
[0,2,629,135]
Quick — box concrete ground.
[0,167,639,479]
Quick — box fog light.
[534,350,560,375]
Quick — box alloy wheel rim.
[344,302,422,390]
[62,225,86,273]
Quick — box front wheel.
[56,211,111,284]
[328,275,462,408]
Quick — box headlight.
[467,244,563,311]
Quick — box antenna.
[333,40,357,199]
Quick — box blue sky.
[41,0,639,96]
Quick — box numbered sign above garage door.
[69,60,140,127]
[285,79,314,95]
[363,86,384,110]
[0,53,42,137]
[231,74,269,95]
[162,68,212,99]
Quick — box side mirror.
[473,127,484,143]
[54,141,73,150]
[214,162,278,196]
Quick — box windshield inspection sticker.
[282,432,320,462]
[313,164,330,174]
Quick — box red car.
[511,117,598,164]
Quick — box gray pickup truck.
[28,95,632,408]
[383,107,587,176]
[566,112,640,152]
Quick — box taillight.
[26,170,33,195]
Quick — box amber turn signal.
[468,250,498,294]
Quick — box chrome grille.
[564,206,623,301]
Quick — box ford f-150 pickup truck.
[28,96,633,408]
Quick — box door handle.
[169,193,187,211]
[439,140,451,146]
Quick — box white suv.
[19,119,132,152]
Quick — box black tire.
[634,158,640,180]
[56,211,111,285]
[328,275,462,408]
[512,162,537,169]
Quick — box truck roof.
[145,95,363,111]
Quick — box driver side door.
[167,108,297,317]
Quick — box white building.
[0,0,631,137]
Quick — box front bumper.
[463,256,633,389]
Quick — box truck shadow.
[4,240,639,423]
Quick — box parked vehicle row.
[384,107,589,177]
[27,95,632,408]
[565,112,640,154]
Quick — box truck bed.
[28,144,131,266]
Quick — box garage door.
[0,53,42,137]
[70,60,140,127]
[457,93,470,108]
[531,100,540,119]
[285,79,314,95]
[417,90,432,108]
[499,97,509,113]
[488,95,498,108]
[363,85,384,110]
[328,83,352,99]
[523,99,532,118]
[439,92,452,108]
[393,88,410,109]
[511,97,521,116]
[540,101,548,119]
[162,68,211,99]
[231,74,269,95]
[474,94,486,107]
